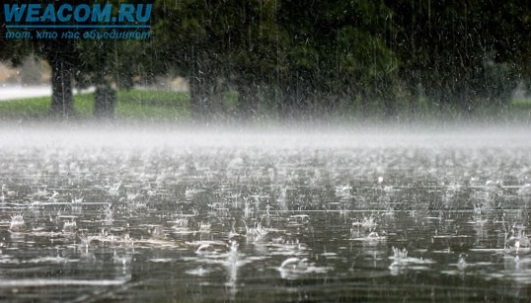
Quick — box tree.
[217,0,288,120]
[76,38,154,119]
[276,0,398,117]
[1,0,154,119]
[386,0,530,113]
[0,0,84,118]
[153,0,218,120]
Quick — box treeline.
[1,0,530,120]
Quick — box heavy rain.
[0,1,531,302]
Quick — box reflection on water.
[0,129,531,301]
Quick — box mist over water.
[1,124,531,302]
[1,122,530,149]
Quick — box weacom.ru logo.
[2,1,152,40]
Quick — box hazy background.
[0,0,529,124]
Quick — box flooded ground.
[1,126,531,302]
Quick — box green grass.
[0,95,56,119]
[0,89,190,121]
[512,98,531,108]
[0,88,530,122]
[116,89,189,120]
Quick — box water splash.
[9,214,26,232]
[0,184,5,203]
[194,241,229,256]
[103,204,113,225]
[458,253,467,270]
[391,247,408,260]
[287,214,310,227]
[245,222,268,243]
[389,246,435,275]
[505,228,531,255]
[62,220,77,233]
[225,240,240,296]
[351,215,386,242]
[277,257,331,280]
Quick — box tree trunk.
[209,78,227,119]
[49,56,74,118]
[238,83,258,120]
[94,84,117,119]
[189,77,209,121]
[278,85,296,120]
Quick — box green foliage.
[386,0,529,111]
[333,27,398,89]
[0,0,529,120]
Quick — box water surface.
[1,126,531,302]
